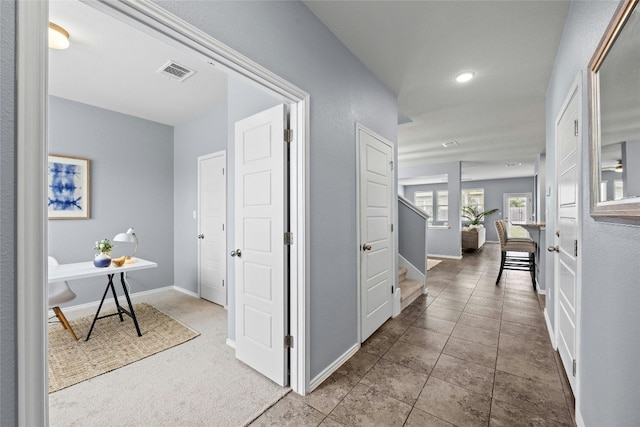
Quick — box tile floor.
[250,243,576,427]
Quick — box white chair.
[48,256,78,340]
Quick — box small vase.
[93,252,112,268]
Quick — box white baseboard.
[427,253,462,260]
[172,285,199,298]
[309,343,360,393]
[544,307,556,349]
[226,338,236,349]
[575,405,585,427]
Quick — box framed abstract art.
[47,155,90,219]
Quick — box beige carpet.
[49,303,200,393]
[48,290,290,427]
[427,258,442,270]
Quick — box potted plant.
[93,238,113,268]
[462,206,499,229]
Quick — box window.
[414,191,433,221]
[461,188,485,214]
[436,191,448,222]
[614,180,624,200]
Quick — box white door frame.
[355,123,396,344]
[552,73,582,406]
[197,150,227,306]
[17,1,310,423]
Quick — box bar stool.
[494,220,536,289]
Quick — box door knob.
[230,249,242,257]
[555,230,560,237]
[547,245,559,253]
[198,234,204,239]
[362,244,372,251]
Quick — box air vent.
[156,61,196,82]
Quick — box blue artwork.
[48,155,89,219]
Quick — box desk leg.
[120,273,142,337]
[86,274,117,341]
[109,274,125,322]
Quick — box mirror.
[589,0,640,223]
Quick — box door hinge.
[222,167,225,175]
[222,223,225,231]
[284,129,293,143]
[284,232,294,245]
[391,224,394,232]
[574,119,579,137]
[390,160,394,171]
[285,335,294,348]
[572,359,577,376]
[574,239,578,257]
[222,279,225,287]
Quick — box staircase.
[398,266,423,311]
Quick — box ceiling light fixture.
[442,140,459,148]
[454,71,476,83]
[506,162,522,167]
[49,22,70,50]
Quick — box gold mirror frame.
[589,0,640,224]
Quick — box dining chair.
[48,256,78,340]
[494,220,536,289]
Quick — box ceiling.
[304,0,571,183]
[50,1,571,182]
[48,0,228,127]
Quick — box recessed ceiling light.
[506,162,522,167]
[442,140,459,148]
[454,71,476,83]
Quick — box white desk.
[49,258,158,341]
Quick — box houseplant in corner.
[93,238,113,268]
[462,206,499,229]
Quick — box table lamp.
[113,227,138,260]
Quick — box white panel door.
[555,84,580,393]
[359,127,394,341]
[234,104,287,386]
[198,152,226,306]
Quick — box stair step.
[398,267,407,282]
[398,279,422,302]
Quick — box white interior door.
[234,104,288,386]
[554,83,580,393]
[359,126,394,341]
[198,152,226,306]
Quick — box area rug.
[48,291,290,427]
[48,303,200,393]
[427,259,442,270]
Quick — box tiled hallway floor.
[251,243,575,426]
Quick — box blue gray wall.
[404,176,534,243]
[400,162,462,258]
[0,0,17,423]
[48,96,175,304]
[471,177,534,241]
[398,202,427,273]
[173,101,228,295]
[155,0,398,380]
[546,1,640,425]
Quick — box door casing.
[17,1,310,423]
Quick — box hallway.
[251,243,575,426]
